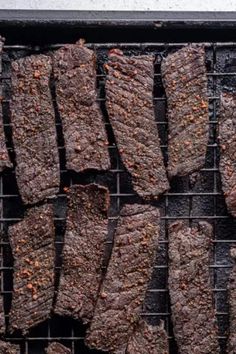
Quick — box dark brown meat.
[45,342,71,354]
[53,40,110,172]
[9,204,55,334]
[161,44,209,178]
[168,221,220,354]
[10,54,60,204]
[55,184,109,323]
[126,319,169,354]
[0,341,19,354]
[219,92,236,217]
[105,49,169,199]
[0,37,12,172]
[86,204,160,353]
[0,232,5,334]
[0,295,4,335]
[227,248,236,354]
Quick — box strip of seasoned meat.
[227,248,236,354]
[9,204,55,334]
[0,37,11,172]
[0,341,19,354]
[53,40,110,172]
[161,44,209,178]
[45,342,71,354]
[10,54,60,204]
[168,221,220,354]
[219,92,236,217]
[0,231,5,334]
[126,320,169,354]
[0,294,4,335]
[86,204,160,353]
[55,184,109,324]
[105,49,169,199]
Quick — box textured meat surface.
[9,204,55,334]
[0,232,5,334]
[169,221,220,354]
[55,184,109,323]
[86,204,160,353]
[0,37,12,172]
[227,248,236,354]
[53,40,110,172]
[10,54,60,204]
[126,319,168,354]
[0,293,4,335]
[219,92,236,217]
[0,341,19,354]
[46,342,71,354]
[105,49,169,199]
[161,44,209,178]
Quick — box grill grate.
[0,41,235,353]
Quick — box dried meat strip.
[9,204,55,334]
[53,40,110,172]
[0,37,11,172]
[227,248,236,354]
[0,293,4,335]
[219,92,236,217]
[10,54,60,204]
[86,204,160,353]
[45,342,71,354]
[168,221,220,354]
[0,231,5,334]
[55,184,109,324]
[161,44,209,178]
[105,49,169,199]
[0,341,19,354]
[126,320,168,354]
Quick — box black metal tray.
[0,11,236,353]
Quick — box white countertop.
[0,0,235,11]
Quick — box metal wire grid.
[0,41,234,353]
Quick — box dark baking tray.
[0,11,235,353]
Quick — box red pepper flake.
[34,70,41,78]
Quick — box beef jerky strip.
[227,248,236,354]
[9,204,55,334]
[105,49,169,199]
[219,92,236,217]
[45,342,71,354]
[126,320,169,354]
[161,44,209,178]
[0,341,19,354]
[169,221,220,354]
[0,287,4,335]
[10,55,60,204]
[55,184,109,323]
[86,204,160,353]
[53,40,110,172]
[0,231,5,334]
[0,37,11,172]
